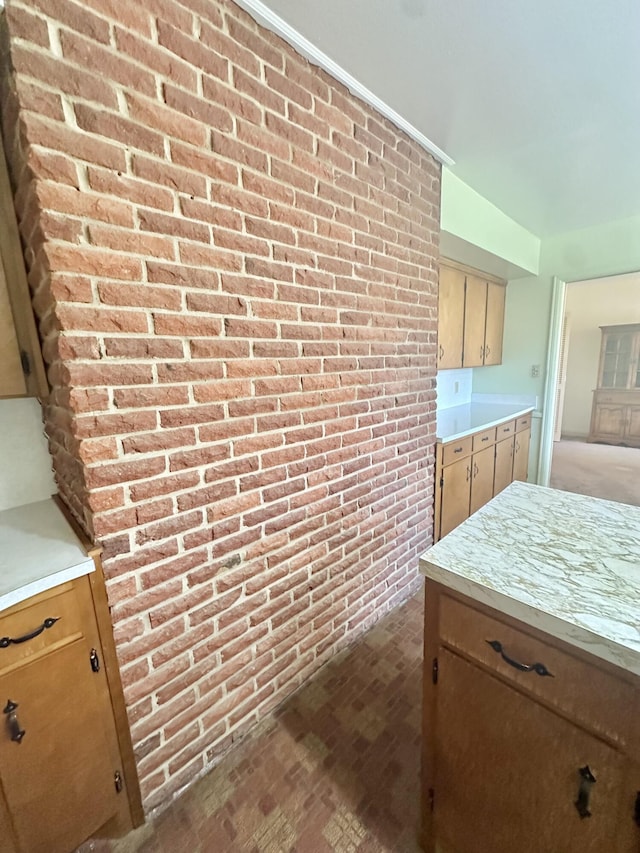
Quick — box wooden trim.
[0,136,48,399]
[439,256,506,287]
[87,555,145,829]
[54,496,144,829]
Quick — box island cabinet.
[421,584,640,853]
[0,513,142,852]
[435,412,532,541]
[437,260,507,371]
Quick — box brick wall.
[1,0,440,811]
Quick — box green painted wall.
[440,170,540,276]
[472,213,640,480]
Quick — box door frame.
[537,276,566,486]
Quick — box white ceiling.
[252,0,640,238]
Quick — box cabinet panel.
[462,275,486,368]
[625,405,640,441]
[0,640,118,853]
[512,426,531,482]
[437,265,465,370]
[0,259,27,397]
[483,281,505,366]
[439,457,471,539]
[493,435,514,495]
[472,426,495,451]
[469,445,495,515]
[434,650,630,853]
[593,404,626,440]
[441,435,472,466]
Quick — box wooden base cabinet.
[422,584,640,853]
[0,541,142,852]
[435,413,532,541]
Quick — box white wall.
[561,273,640,437]
[436,367,472,410]
[0,398,56,510]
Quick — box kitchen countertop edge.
[436,403,535,443]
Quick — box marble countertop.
[0,499,95,612]
[420,481,640,675]
[437,401,534,443]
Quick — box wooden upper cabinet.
[438,260,507,370]
[484,281,506,365]
[462,274,487,368]
[437,265,465,369]
[0,140,47,399]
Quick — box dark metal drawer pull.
[0,617,60,648]
[575,765,596,818]
[486,640,554,677]
[453,447,463,453]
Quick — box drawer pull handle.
[575,765,596,819]
[3,700,25,744]
[453,447,463,454]
[0,617,60,649]
[439,344,444,359]
[481,436,489,442]
[486,640,554,677]
[633,791,640,827]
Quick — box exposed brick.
[3,0,439,815]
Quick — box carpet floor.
[550,439,640,506]
[84,592,425,853]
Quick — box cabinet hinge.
[19,349,31,377]
[432,657,438,685]
[89,648,100,673]
[439,475,444,488]
[114,770,123,793]
[428,787,435,813]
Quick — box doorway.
[545,273,640,506]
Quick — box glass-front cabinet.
[589,323,640,447]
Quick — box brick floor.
[84,590,424,853]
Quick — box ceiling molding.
[233,0,454,167]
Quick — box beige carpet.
[550,440,640,506]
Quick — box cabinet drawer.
[442,436,473,466]
[472,427,496,451]
[495,419,515,438]
[515,414,532,432]
[0,581,85,674]
[439,595,637,747]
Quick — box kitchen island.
[419,481,640,853]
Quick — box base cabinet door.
[513,427,531,482]
[0,640,118,853]
[493,436,514,495]
[439,457,471,539]
[433,650,634,853]
[469,445,495,515]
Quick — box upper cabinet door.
[438,265,465,369]
[484,282,506,366]
[0,142,48,400]
[462,274,487,368]
[0,258,27,397]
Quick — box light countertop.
[420,481,640,675]
[437,401,534,443]
[0,499,94,613]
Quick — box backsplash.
[0,398,55,511]
[436,368,473,410]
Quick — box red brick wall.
[1,0,439,811]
